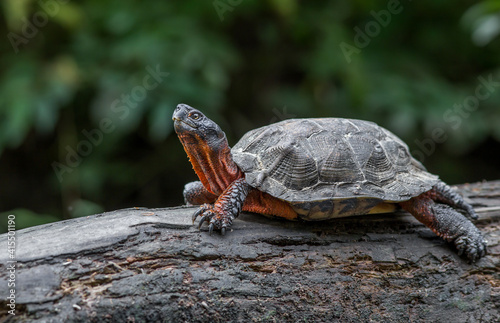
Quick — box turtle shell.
[232,118,438,205]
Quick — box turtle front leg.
[193,178,250,235]
[400,192,487,262]
[183,181,218,205]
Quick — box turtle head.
[173,103,226,149]
[173,103,242,195]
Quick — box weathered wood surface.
[1,181,499,322]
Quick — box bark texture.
[1,181,499,322]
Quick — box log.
[1,181,499,322]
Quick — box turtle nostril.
[176,103,192,112]
[173,104,187,120]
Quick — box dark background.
[1,0,499,232]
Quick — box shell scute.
[232,118,438,204]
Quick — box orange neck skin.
[178,129,298,221]
[178,132,243,196]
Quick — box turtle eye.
[189,112,201,120]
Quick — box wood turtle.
[172,103,487,261]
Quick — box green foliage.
[0,209,59,232]
[0,0,499,231]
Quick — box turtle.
[172,103,487,261]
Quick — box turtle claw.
[192,207,205,224]
[453,234,487,263]
[192,203,231,235]
[198,215,208,229]
[191,178,248,235]
[193,203,212,221]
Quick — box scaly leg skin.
[183,181,218,205]
[431,180,478,220]
[400,191,487,262]
[192,178,250,235]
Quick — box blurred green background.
[1,0,500,232]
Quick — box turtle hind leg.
[183,181,218,205]
[431,180,478,220]
[400,193,487,262]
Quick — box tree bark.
[1,181,499,322]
